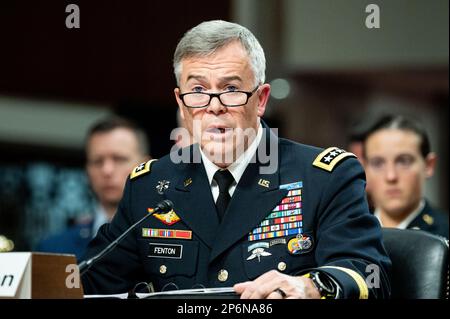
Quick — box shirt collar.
[200,123,263,186]
[92,204,110,236]
[375,199,425,229]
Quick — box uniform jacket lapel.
[164,145,219,249]
[209,128,288,263]
[408,200,434,231]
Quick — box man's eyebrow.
[220,76,243,83]
[185,75,243,83]
[186,75,207,82]
[396,153,416,159]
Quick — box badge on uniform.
[287,234,313,255]
[258,179,270,188]
[130,159,158,180]
[151,208,181,226]
[246,242,272,262]
[156,180,170,194]
[184,178,193,187]
[312,147,356,172]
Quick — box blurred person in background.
[348,118,376,212]
[36,116,150,259]
[362,114,448,238]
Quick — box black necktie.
[213,169,234,222]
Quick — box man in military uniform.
[37,117,150,260]
[82,20,391,299]
[362,114,448,238]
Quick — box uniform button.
[423,214,434,225]
[218,269,228,282]
[159,265,167,274]
[278,262,287,272]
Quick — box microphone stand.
[78,199,173,276]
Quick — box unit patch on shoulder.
[130,159,158,180]
[312,147,356,172]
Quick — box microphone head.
[156,199,174,212]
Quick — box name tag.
[148,243,183,259]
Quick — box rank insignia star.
[323,155,333,163]
[156,180,170,194]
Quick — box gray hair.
[173,20,266,87]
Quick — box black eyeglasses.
[179,86,259,108]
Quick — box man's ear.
[174,88,186,120]
[257,83,271,117]
[424,152,437,178]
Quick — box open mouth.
[205,126,232,135]
[203,127,234,143]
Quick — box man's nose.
[206,95,227,114]
[100,160,115,175]
[384,164,398,182]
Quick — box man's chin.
[201,142,237,166]
[100,195,122,206]
[382,201,410,217]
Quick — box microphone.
[78,199,174,276]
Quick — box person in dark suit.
[37,218,93,259]
[81,20,391,299]
[362,114,448,239]
[36,117,150,260]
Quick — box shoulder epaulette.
[312,147,356,172]
[130,159,158,180]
